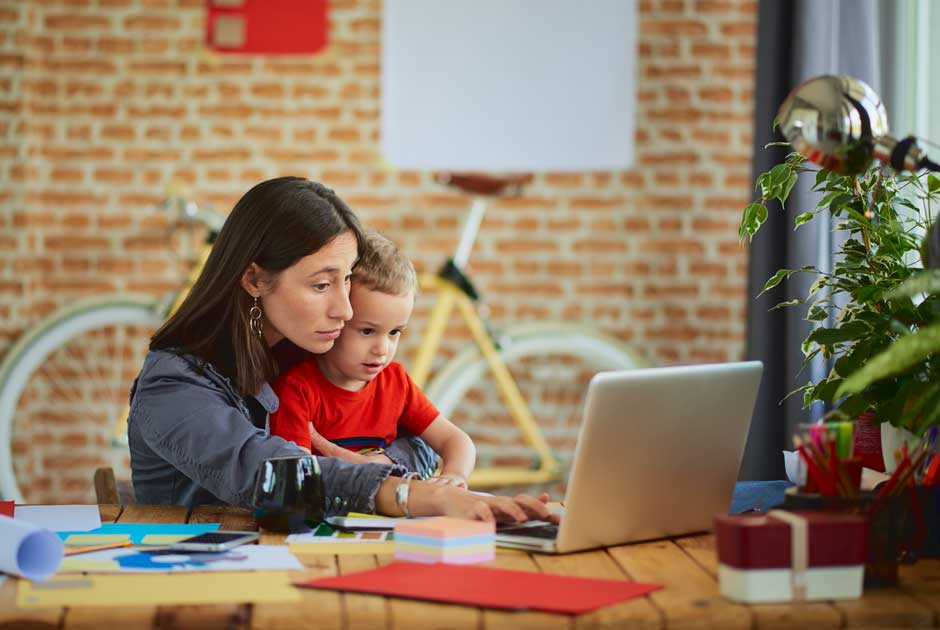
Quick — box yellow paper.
[17,572,300,608]
[289,542,396,555]
[64,534,129,546]
[58,558,122,572]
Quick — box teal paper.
[57,523,220,544]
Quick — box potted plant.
[740,149,940,441]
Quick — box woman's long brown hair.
[150,177,364,397]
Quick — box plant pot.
[880,423,917,474]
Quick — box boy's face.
[320,284,414,389]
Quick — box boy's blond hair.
[353,231,417,296]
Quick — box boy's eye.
[390,329,402,337]
[360,328,375,335]
[344,274,352,284]
[313,283,330,292]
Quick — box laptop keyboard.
[496,522,559,539]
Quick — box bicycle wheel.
[423,322,647,494]
[0,295,164,503]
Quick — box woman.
[128,177,556,523]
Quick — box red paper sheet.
[297,562,662,614]
[0,500,13,518]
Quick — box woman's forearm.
[374,477,448,517]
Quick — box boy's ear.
[240,263,264,298]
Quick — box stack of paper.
[394,517,495,564]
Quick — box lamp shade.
[381,0,637,172]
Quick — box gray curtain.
[740,0,888,480]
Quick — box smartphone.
[167,530,259,552]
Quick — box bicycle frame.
[412,272,562,487]
[411,199,562,487]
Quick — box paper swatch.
[58,544,303,574]
[287,522,395,554]
[17,571,301,608]
[0,501,13,518]
[0,514,64,580]
[14,505,101,532]
[59,523,220,546]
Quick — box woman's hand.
[376,479,559,524]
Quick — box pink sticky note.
[298,562,662,614]
[394,516,494,539]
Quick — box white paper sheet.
[0,515,64,580]
[381,0,637,171]
[15,505,101,532]
[58,544,303,574]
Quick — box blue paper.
[57,523,220,544]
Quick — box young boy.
[270,232,476,487]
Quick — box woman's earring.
[249,296,263,339]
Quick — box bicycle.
[0,178,645,502]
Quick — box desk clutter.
[718,423,940,603]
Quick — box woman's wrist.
[375,477,449,517]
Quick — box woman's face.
[260,231,358,353]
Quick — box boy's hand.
[427,473,467,489]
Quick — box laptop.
[495,361,763,553]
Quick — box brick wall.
[0,0,757,502]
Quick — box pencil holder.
[907,487,940,559]
[251,455,326,533]
[781,489,910,587]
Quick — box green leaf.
[806,304,829,322]
[837,394,871,419]
[885,270,940,300]
[807,320,870,346]
[778,171,798,205]
[759,268,793,295]
[928,174,940,194]
[770,299,803,310]
[835,323,940,397]
[739,202,766,239]
[794,211,814,230]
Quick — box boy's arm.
[307,422,391,466]
[419,415,476,488]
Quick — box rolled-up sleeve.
[133,354,397,510]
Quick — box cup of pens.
[787,422,940,585]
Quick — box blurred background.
[1,0,935,504]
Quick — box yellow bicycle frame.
[412,273,562,488]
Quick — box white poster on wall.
[381,0,637,172]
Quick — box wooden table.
[1,504,939,629]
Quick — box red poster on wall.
[206,0,329,54]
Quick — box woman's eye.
[361,328,375,335]
[313,283,330,292]
[390,330,402,337]
[344,274,352,284]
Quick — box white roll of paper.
[0,515,63,580]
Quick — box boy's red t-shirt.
[270,357,439,453]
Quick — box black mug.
[251,455,326,533]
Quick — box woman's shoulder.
[136,350,237,399]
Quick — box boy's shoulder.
[273,355,321,389]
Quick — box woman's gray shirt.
[128,350,438,512]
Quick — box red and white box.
[715,510,868,603]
